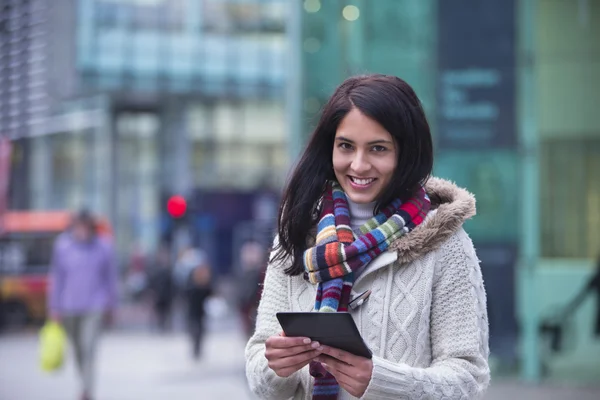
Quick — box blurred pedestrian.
[174,246,213,359]
[148,243,174,332]
[124,243,147,301]
[47,210,118,400]
[245,74,490,399]
[235,239,267,338]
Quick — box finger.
[317,354,373,385]
[317,345,362,366]
[268,349,321,370]
[316,356,357,380]
[315,354,353,376]
[276,356,317,377]
[266,342,320,360]
[267,335,313,349]
[320,363,361,394]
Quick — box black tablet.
[276,312,372,359]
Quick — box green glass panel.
[300,0,436,141]
[435,150,519,241]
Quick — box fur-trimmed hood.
[389,177,476,263]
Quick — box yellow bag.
[39,321,67,372]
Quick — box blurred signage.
[437,0,516,149]
[436,0,518,364]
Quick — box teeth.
[351,177,375,185]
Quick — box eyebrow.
[335,136,393,145]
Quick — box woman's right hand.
[265,332,322,377]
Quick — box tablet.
[276,312,372,359]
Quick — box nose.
[350,151,370,174]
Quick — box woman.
[48,210,118,400]
[245,74,490,399]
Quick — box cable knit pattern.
[364,269,387,356]
[245,178,490,400]
[362,229,490,400]
[387,262,418,360]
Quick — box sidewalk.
[1,305,599,400]
[486,380,600,400]
[0,326,252,400]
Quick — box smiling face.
[332,108,397,204]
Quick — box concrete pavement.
[1,310,600,400]
[0,326,253,400]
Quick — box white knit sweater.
[245,178,490,399]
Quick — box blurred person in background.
[47,210,118,400]
[174,246,213,359]
[245,74,489,399]
[148,243,174,332]
[236,239,267,339]
[124,243,148,301]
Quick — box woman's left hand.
[315,345,373,398]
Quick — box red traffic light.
[167,195,187,218]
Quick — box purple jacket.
[48,233,118,315]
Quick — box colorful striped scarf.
[303,181,430,399]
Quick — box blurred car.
[0,211,112,330]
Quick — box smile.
[349,176,377,186]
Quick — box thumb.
[279,331,287,337]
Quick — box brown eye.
[372,145,387,152]
[339,142,353,150]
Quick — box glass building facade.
[528,0,600,384]
[0,0,51,139]
[297,0,600,384]
[79,0,285,96]
[4,0,290,261]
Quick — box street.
[1,309,600,400]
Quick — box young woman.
[48,210,118,400]
[245,74,490,400]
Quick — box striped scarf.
[303,181,430,400]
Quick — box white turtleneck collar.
[347,199,376,230]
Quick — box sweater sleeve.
[362,228,490,400]
[245,242,309,400]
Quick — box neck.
[347,199,376,230]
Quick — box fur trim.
[389,177,476,263]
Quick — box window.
[536,0,600,259]
[189,100,287,189]
[202,1,286,34]
[95,0,185,32]
[540,139,600,258]
[0,234,59,274]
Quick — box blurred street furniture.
[0,211,111,330]
[174,246,213,359]
[539,257,600,374]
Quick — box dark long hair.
[274,74,434,275]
